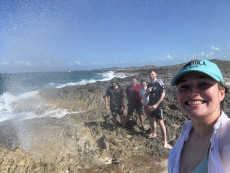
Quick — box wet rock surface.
[1,60,230,173]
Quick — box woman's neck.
[191,111,221,137]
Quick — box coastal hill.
[0,60,229,172]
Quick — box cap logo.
[183,60,206,70]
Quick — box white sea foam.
[0,91,38,122]
[40,109,84,118]
[115,72,126,79]
[0,70,125,122]
[0,92,15,113]
[52,71,126,89]
[0,90,84,123]
[56,82,78,88]
[99,71,115,81]
[55,79,97,88]
[97,71,126,81]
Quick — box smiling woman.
[168,59,230,173]
[176,72,225,120]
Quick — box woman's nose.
[187,86,199,96]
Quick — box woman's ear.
[219,87,225,102]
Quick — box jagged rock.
[1,61,230,172]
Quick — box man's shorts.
[111,107,123,116]
[127,102,143,115]
[148,107,163,120]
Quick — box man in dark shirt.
[145,70,171,149]
[124,76,144,129]
[105,78,125,130]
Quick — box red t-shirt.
[126,84,142,103]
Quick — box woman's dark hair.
[218,83,228,110]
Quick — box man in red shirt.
[124,76,144,129]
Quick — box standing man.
[124,76,144,129]
[145,70,171,149]
[105,78,125,130]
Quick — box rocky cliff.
[0,60,230,173]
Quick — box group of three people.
[105,69,171,149]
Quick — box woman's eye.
[178,85,188,89]
[199,82,209,87]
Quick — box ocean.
[0,70,125,123]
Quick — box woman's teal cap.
[171,59,224,86]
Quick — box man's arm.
[145,87,152,97]
[121,97,125,111]
[153,80,165,108]
[120,88,125,111]
[154,92,165,108]
[105,95,109,111]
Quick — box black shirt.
[147,79,165,108]
[106,86,124,109]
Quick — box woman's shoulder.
[219,112,230,136]
[219,119,230,143]
[218,119,230,171]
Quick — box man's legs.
[124,103,134,127]
[144,105,150,122]
[136,106,144,127]
[148,116,156,138]
[119,114,125,128]
[158,119,172,149]
[138,114,144,127]
[124,113,132,126]
[111,115,118,130]
[136,104,145,128]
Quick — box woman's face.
[176,71,225,119]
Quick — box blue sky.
[0,0,230,73]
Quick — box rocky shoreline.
[0,60,230,172]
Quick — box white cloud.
[194,51,214,59]
[206,52,214,58]
[167,54,173,59]
[155,54,174,61]
[90,61,106,65]
[69,60,84,66]
[0,62,10,65]
[188,44,230,61]
[191,54,197,58]
[74,60,83,65]
[0,60,32,66]
[211,45,220,51]
[13,60,32,66]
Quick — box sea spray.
[0,70,125,122]
[0,70,126,155]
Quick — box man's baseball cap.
[171,59,225,86]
